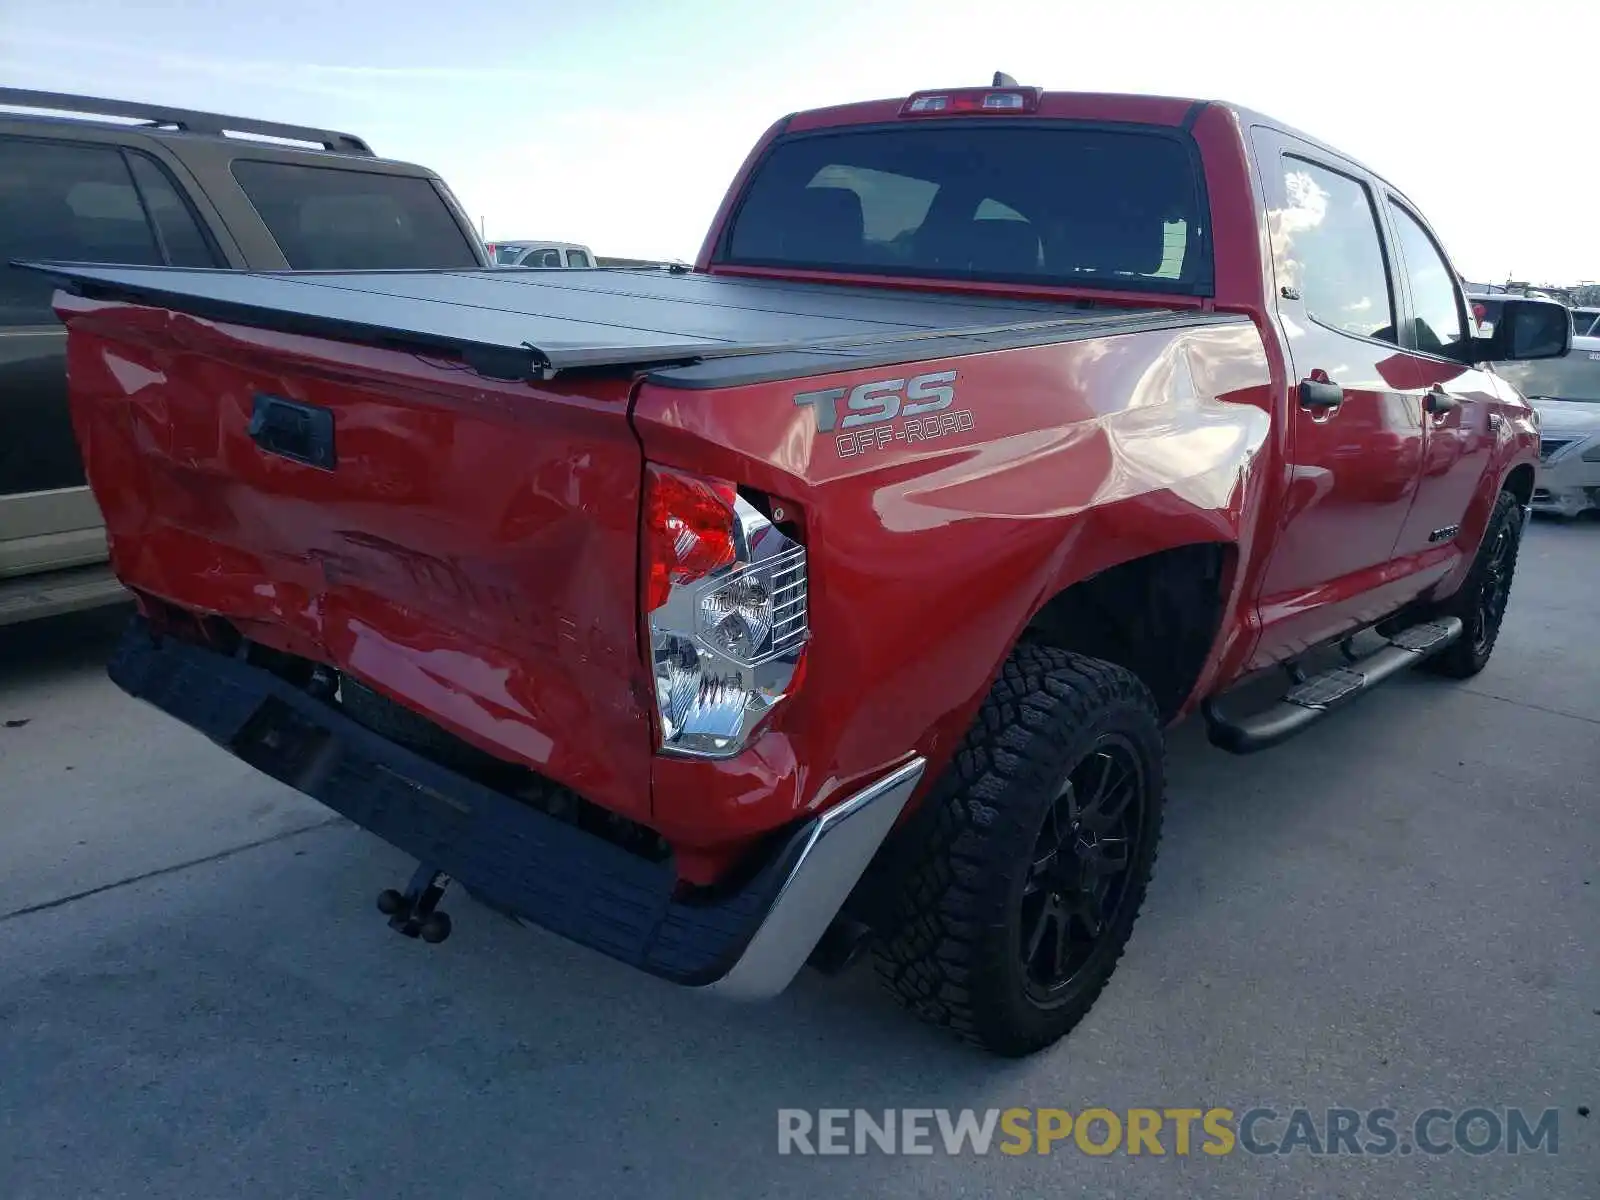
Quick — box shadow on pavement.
[0,603,134,692]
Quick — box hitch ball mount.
[377,863,453,944]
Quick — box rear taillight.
[643,465,809,759]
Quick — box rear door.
[1382,197,1499,560]
[0,135,221,575]
[1249,130,1427,654]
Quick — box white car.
[486,240,594,268]
[1500,334,1600,518]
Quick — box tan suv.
[0,88,488,625]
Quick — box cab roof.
[784,87,1408,211]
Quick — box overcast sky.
[3,0,1593,283]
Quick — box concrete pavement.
[1,521,1596,1199]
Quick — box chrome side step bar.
[1202,617,1463,755]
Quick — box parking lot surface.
[1,520,1596,1199]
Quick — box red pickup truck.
[26,81,1571,1057]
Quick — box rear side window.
[1274,157,1395,342]
[722,124,1210,293]
[567,249,591,268]
[231,161,480,270]
[0,138,163,325]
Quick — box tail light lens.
[644,469,738,611]
[643,465,808,759]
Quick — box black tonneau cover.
[21,262,1211,384]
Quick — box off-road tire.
[870,646,1165,1057]
[1421,490,1524,679]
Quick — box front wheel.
[1422,490,1524,679]
[870,646,1165,1057]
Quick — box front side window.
[1388,202,1466,357]
[231,161,480,270]
[1273,157,1395,342]
[1470,296,1504,335]
[722,123,1210,293]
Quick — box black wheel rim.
[1019,734,1146,1007]
[1472,523,1515,654]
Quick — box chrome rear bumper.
[708,758,923,999]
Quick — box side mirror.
[1472,297,1572,363]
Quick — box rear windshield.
[721,123,1210,294]
[231,161,480,270]
[1498,346,1600,403]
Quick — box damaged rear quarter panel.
[632,318,1274,847]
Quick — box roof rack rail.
[0,88,374,155]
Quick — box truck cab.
[487,240,595,268]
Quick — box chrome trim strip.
[706,756,925,1000]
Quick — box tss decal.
[795,370,974,457]
[794,370,958,433]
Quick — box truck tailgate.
[53,290,655,822]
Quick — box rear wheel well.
[1022,543,1229,722]
[1503,463,1534,508]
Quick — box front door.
[1249,132,1427,662]
[1381,198,1500,560]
